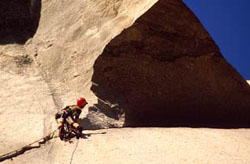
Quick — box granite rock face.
[24,0,158,129]
[3,128,250,164]
[0,0,158,160]
[0,0,249,138]
[1,0,250,162]
[91,0,250,127]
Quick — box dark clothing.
[55,105,82,121]
[55,105,83,141]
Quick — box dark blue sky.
[184,0,250,79]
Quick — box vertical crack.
[28,53,63,140]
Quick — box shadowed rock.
[0,0,41,44]
[1,0,250,163]
[91,0,250,127]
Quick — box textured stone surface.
[0,0,157,158]
[91,0,250,127]
[24,0,158,129]
[1,0,250,163]
[3,128,250,164]
[0,44,57,155]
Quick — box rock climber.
[55,97,88,141]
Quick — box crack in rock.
[0,131,56,162]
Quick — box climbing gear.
[55,105,83,141]
[62,121,82,141]
[1,98,88,162]
[77,97,87,108]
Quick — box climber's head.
[77,97,87,108]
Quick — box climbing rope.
[0,129,58,162]
[70,139,79,164]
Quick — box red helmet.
[77,97,87,108]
